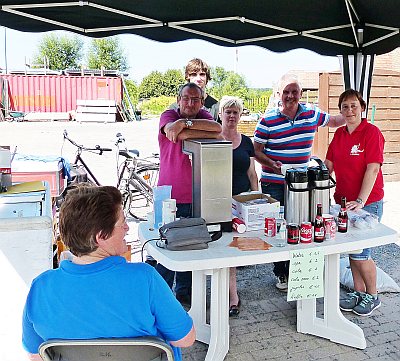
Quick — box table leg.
[189,268,230,361]
[297,253,366,349]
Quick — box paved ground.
[1,118,399,361]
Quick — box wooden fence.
[244,96,270,113]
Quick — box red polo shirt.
[326,119,384,205]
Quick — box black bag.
[158,218,212,251]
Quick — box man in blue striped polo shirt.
[254,73,344,291]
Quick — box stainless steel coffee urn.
[284,168,310,224]
[182,139,232,231]
[308,157,336,220]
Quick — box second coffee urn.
[308,157,336,221]
[284,168,310,224]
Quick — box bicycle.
[62,129,113,186]
[115,132,159,220]
[61,130,159,220]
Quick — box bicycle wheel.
[124,165,159,219]
[137,165,159,189]
[121,188,146,221]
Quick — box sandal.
[229,299,241,317]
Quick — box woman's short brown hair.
[185,58,212,82]
[338,89,367,110]
[59,185,122,257]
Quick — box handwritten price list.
[287,249,325,301]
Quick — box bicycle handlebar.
[63,130,112,154]
[95,145,113,152]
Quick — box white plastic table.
[138,222,398,361]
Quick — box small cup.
[147,211,154,224]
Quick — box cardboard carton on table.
[232,192,280,231]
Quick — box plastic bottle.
[153,185,172,229]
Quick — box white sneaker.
[276,275,288,291]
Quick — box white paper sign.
[287,248,325,301]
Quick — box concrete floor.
[0,118,399,361]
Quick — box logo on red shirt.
[350,144,364,156]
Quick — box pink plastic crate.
[12,164,66,198]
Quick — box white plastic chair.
[39,336,175,361]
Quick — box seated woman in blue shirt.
[22,184,195,361]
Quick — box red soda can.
[300,222,313,243]
[232,217,246,233]
[323,214,336,240]
[287,223,300,244]
[264,217,276,237]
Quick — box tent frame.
[2,1,399,52]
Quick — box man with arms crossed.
[156,82,222,305]
[254,74,344,291]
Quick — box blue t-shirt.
[22,256,193,361]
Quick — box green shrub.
[139,96,175,116]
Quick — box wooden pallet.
[75,99,117,123]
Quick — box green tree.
[123,79,139,105]
[33,33,83,70]
[162,69,184,96]
[139,69,184,98]
[139,71,164,98]
[210,66,229,91]
[220,72,248,99]
[87,37,128,71]
[209,67,249,99]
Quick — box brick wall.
[375,48,400,73]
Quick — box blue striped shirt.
[254,104,329,184]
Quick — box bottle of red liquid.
[337,196,348,233]
[314,203,325,242]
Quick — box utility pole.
[3,27,8,74]
[234,47,238,73]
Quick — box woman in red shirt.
[325,89,385,317]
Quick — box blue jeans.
[261,182,289,277]
[261,182,285,205]
[156,203,192,297]
[349,199,383,261]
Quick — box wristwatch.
[185,118,193,128]
[356,198,364,206]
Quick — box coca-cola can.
[300,222,313,243]
[232,217,246,233]
[264,217,276,237]
[287,223,300,244]
[323,214,336,240]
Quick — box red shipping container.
[1,74,122,113]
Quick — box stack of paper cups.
[162,199,176,225]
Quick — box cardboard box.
[232,192,280,231]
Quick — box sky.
[0,27,340,88]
